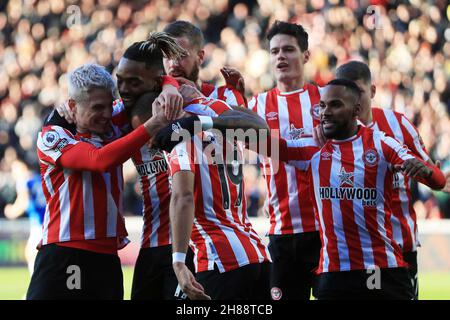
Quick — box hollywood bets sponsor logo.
[319,167,377,207]
[136,149,168,176]
[363,149,379,167]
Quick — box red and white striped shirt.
[168,98,271,273]
[249,84,322,235]
[310,126,419,273]
[368,107,429,253]
[37,120,129,250]
[201,83,246,107]
[132,146,172,248]
[112,100,172,248]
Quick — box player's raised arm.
[381,133,445,190]
[39,102,169,173]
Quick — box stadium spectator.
[4,159,45,276]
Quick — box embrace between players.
[27,20,448,301]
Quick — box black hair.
[130,91,161,121]
[163,20,204,50]
[266,20,308,52]
[326,78,363,100]
[123,32,187,70]
[335,61,372,84]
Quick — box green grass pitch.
[1,267,449,300]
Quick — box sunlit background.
[0,0,449,299]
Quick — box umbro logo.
[321,151,332,160]
[266,112,278,121]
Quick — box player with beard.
[163,20,246,108]
[308,60,450,299]
[309,79,445,299]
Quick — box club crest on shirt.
[43,131,60,149]
[363,149,379,167]
[271,287,282,300]
[339,167,354,187]
[266,111,278,121]
[310,103,321,120]
[288,124,306,140]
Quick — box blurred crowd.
[0,0,449,219]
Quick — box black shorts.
[196,262,270,300]
[314,267,414,300]
[268,231,321,300]
[26,243,123,300]
[131,245,195,300]
[403,251,418,300]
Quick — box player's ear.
[370,84,376,99]
[303,50,310,64]
[353,103,361,117]
[68,99,76,112]
[197,49,205,65]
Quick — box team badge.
[311,103,321,120]
[338,167,354,187]
[43,131,60,149]
[271,287,282,300]
[266,112,278,121]
[363,149,379,167]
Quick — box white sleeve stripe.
[400,116,429,161]
[224,89,238,106]
[174,143,193,171]
[257,93,267,119]
[382,135,415,161]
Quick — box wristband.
[172,252,186,264]
[198,116,214,130]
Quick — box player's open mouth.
[169,70,185,77]
[277,63,289,70]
